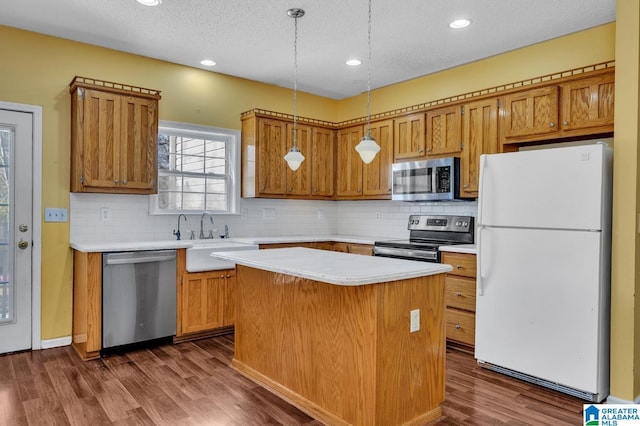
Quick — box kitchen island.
[213,248,451,426]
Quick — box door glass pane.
[0,127,11,322]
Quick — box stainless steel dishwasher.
[102,250,177,351]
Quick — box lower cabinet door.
[181,271,225,334]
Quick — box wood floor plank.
[1,335,588,425]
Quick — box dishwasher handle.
[104,250,176,266]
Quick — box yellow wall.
[612,0,640,402]
[339,23,615,121]
[2,20,632,400]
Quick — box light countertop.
[439,244,477,255]
[70,234,387,252]
[212,247,452,286]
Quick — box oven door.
[373,245,439,263]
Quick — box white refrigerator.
[475,142,612,402]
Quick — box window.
[150,121,240,214]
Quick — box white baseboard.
[40,336,72,349]
[606,394,640,404]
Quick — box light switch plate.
[45,207,68,223]
[410,309,420,333]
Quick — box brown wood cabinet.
[460,98,499,197]
[426,105,463,156]
[336,122,393,199]
[311,127,336,198]
[501,86,559,140]
[393,113,425,161]
[72,251,102,361]
[336,125,364,198]
[241,112,335,199]
[259,241,374,255]
[560,72,615,132]
[364,120,394,196]
[70,77,160,194]
[285,123,312,196]
[176,249,236,339]
[442,252,477,350]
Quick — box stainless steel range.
[374,215,474,263]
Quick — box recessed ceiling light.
[200,59,216,67]
[449,19,471,29]
[137,0,161,6]
[346,59,362,66]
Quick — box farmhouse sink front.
[186,240,259,272]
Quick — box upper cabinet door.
[461,98,498,197]
[364,119,393,197]
[81,89,122,190]
[336,126,364,198]
[285,123,312,196]
[501,86,559,139]
[257,118,287,195]
[560,73,614,132]
[311,127,335,198]
[119,96,157,192]
[426,105,462,156]
[393,113,425,161]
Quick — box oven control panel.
[407,215,473,232]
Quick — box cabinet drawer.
[445,275,476,312]
[442,252,476,278]
[446,309,475,346]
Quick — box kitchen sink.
[186,240,259,272]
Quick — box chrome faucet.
[200,211,213,239]
[173,214,187,240]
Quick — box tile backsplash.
[69,193,477,243]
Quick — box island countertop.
[212,247,452,286]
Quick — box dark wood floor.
[0,335,584,425]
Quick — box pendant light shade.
[285,8,305,171]
[355,135,381,164]
[284,146,305,171]
[356,0,381,164]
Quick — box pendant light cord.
[366,0,372,138]
[293,13,299,149]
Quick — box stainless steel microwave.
[391,157,466,201]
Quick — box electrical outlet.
[44,208,68,223]
[241,209,248,220]
[410,309,420,333]
[262,208,276,220]
[317,210,325,220]
[100,207,110,221]
[375,211,381,220]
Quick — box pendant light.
[355,0,381,164]
[284,8,306,171]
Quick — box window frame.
[149,120,241,215]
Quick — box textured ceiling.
[0,0,615,99]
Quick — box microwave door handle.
[432,169,437,193]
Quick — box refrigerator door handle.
[477,225,486,296]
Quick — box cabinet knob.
[563,120,569,126]
[220,275,225,279]
[261,185,266,191]
[549,122,555,128]
[418,149,424,154]
[456,264,462,269]
[456,292,462,297]
[123,179,127,185]
[115,179,119,184]
[455,324,461,330]
[226,274,231,278]
[463,184,468,188]
[426,148,432,152]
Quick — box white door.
[0,109,33,353]
[478,143,610,231]
[475,226,607,394]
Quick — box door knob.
[18,240,29,249]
